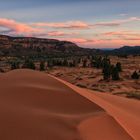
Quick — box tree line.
[10,55,140,80]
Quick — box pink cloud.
[47,31,66,36]
[60,37,140,48]
[103,31,140,40]
[0,18,42,36]
[0,18,79,38]
[33,21,90,29]
[104,31,140,36]
[82,39,140,48]
[33,17,140,30]
[1,17,140,36]
[60,38,88,43]
[0,18,140,48]
[47,31,77,37]
[94,17,140,27]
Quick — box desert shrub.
[102,63,111,80]
[112,66,120,80]
[22,59,35,70]
[0,68,4,73]
[11,61,20,70]
[116,62,122,72]
[127,93,140,100]
[40,61,45,71]
[76,84,87,88]
[113,92,140,100]
[131,71,139,79]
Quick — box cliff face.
[0,35,101,56]
[0,35,79,50]
[0,35,12,48]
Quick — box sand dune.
[0,69,136,140]
[53,75,140,140]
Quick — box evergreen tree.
[11,61,20,70]
[116,62,122,72]
[40,61,45,71]
[28,61,35,70]
[47,59,53,68]
[83,60,87,67]
[22,59,35,70]
[112,66,120,80]
[11,62,17,70]
[63,59,68,66]
[131,71,139,79]
[102,63,111,80]
[94,56,102,68]
[73,60,77,67]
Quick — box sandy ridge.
[50,74,140,140]
[0,69,136,140]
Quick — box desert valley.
[49,55,140,99]
[0,35,140,139]
[0,0,140,140]
[0,35,140,99]
[1,69,140,140]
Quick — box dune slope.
[53,74,140,140]
[0,69,133,140]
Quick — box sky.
[0,0,140,48]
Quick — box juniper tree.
[40,61,45,71]
[63,59,68,66]
[22,59,35,70]
[116,62,122,72]
[11,61,20,70]
[131,71,139,79]
[112,66,120,80]
[102,63,111,80]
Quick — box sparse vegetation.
[76,84,87,88]
[111,66,120,80]
[11,61,20,70]
[114,91,140,100]
[127,92,140,100]
[40,61,45,71]
[131,71,139,79]
[22,59,35,70]
[0,41,140,101]
[116,62,122,72]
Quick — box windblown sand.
[0,69,139,140]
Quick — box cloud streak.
[103,31,140,40]
[94,17,140,27]
[32,17,140,29]
[33,21,90,29]
[0,18,80,38]
[0,18,140,48]
[1,17,137,36]
[47,31,77,37]
[0,18,42,36]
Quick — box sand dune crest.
[0,69,135,140]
